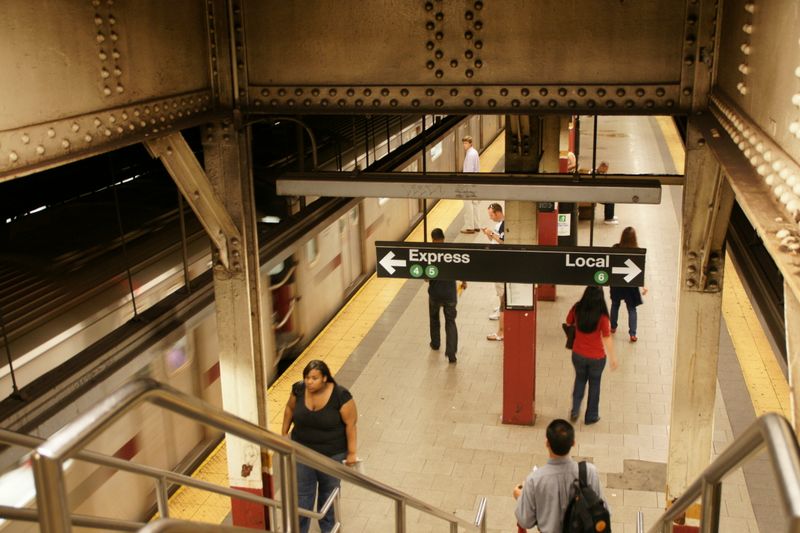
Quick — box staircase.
[0,378,488,532]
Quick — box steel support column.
[786,284,800,433]
[203,121,270,528]
[666,119,735,500]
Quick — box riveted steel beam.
[145,132,241,270]
[240,0,705,114]
[666,115,731,500]
[701,94,800,308]
[246,84,684,115]
[276,171,667,203]
[0,92,219,183]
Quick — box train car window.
[165,339,190,374]
[268,261,285,276]
[306,237,319,264]
[430,141,443,160]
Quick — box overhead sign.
[376,241,646,287]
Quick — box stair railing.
[25,378,488,532]
[0,426,340,531]
[649,413,800,532]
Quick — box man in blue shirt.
[513,419,607,532]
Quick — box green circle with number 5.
[594,270,609,284]
[425,265,439,278]
[410,264,423,278]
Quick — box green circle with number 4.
[594,270,609,284]
[410,264,423,278]
[425,265,439,278]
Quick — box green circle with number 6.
[594,270,609,284]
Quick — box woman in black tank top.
[282,360,358,533]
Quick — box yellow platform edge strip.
[722,256,791,418]
[165,133,506,522]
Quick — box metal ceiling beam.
[0,93,220,183]
[701,95,800,306]
[145,132,241,269]
[276,171,667,204]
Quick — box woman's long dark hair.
[575,286,609,333]
[618,226,639,248]
[303,359,336,385]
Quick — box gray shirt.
[514,457,605,533]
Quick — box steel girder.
[0,0,219,182]
[241,0,716,115]
[1,0,720,183]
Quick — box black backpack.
[563,461,611,533]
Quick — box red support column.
[502,286,537,425]
[537,208,558,301]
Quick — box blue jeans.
[610,299,638,336]
[296,452,345,533]
[571,353,606,423]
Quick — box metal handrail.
[0,505,143,531]
[0,428,338,528]
[29,378,488,532]
[649,413,800,532]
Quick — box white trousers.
[462,200,481,230]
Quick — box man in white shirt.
[460,136,481,234]
[484,203,505,340]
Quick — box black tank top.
[290,382,352,457]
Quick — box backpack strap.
[579,461,587,487]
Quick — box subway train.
[0,114,504,530]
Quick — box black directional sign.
[376,241,646,287]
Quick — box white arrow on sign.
[379,251,407,275]
[612,259,642,283]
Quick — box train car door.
[339,207,362,290]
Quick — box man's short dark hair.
[546,419,575,456]
[488,203,503,213]
[431,228,445,240]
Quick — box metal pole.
[0,307,20,396]
[352,117,358,170]
[31,453,71,533]
[394,500,406,533]
[155,477,170,518]
[422,116,428,242]
[280,453,300,533]
[364,117,370,167]
[109,158,139,318]
[589,115,599,247]
[177,191,191,295]
[700,479,722,533]
[386,116,391,153]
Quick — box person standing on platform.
[460,135,482,234]
[565,286,618,424]
[428,228,464,363]
[513,419,607,532]
[610,226,648,342]
[597,161,618,224]
[282,360,358,533]
[484,203,506,341]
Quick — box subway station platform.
[170,119,789,532]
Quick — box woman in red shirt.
[566,286,618,424]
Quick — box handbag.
[562,323,576,350]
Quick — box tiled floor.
[173,118,790,532]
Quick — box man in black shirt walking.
[428,228,465,363]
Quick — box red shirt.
[566,306,610,359]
